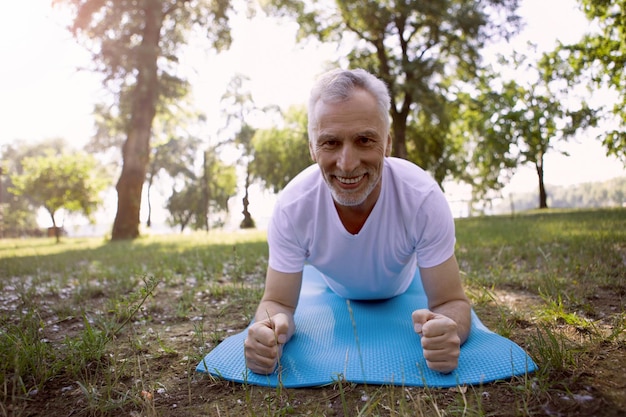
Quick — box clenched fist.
[244,313,291,374]
[412,309,461,373]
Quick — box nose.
[337,143,359,173]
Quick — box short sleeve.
[413,187,456,268]
[267,203,308,273]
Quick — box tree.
[0,157,38,238]
[550,0,626,163]
[87,96,207,229]
[9,152,109,242]
[462,50,598,209]
[144,108,203,228]
[264,0,521,183]
[166,184,202,232]
[165,148,237,232]
[204,151,238,228]
[219,74,282,228]
[454,72,519,203]
[0,139,71,237]
[55,0,235,240]
[250,106,313,193]
[221,75,256,229]
[145,135,200,228]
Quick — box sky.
[1,0,624,230]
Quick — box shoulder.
[274,164,324,210]
[383,159,456,266]
[268,164,323,262]
[382,157,451,224]
[384,157,440,195]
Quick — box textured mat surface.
[197,266,537,387]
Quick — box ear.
[385,133,392,157]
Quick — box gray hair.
[307,68,391,142]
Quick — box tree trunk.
[146,178,153,228]
[388,81,411,161]
[376,37,410,161]
[388,79,411,160]
[48,209,60,244]
[202,150,210,232]
[240,169,255,229]
[111,1,163,240]
[536,159,548,209]
[391,115,408,160]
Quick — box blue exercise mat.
[197,266,537,388]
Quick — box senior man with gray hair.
[244,68,471,375]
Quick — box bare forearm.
[420,256,471,345]
[245,269,301,374]
[253,268,302,341]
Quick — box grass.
[0,209,625,416]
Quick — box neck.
[335,204,372,234]
[334,182,381,234]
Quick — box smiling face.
[309,88,391,211]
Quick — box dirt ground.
[6,281,625,417]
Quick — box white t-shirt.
[267,157,456,300]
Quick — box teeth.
[336,175,364,184]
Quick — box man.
[244,68,471,375]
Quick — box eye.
[321,139,339,149]
[357,136,373,145]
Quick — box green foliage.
[251,105,313,193]
[458,49,599,208]
[145,125,203,227]
[0,311,60,393]
[406,95,468,184]
[529,324,578,375]
[264,0,522,184]
[0,139,70,237]
[220,74,281,228]
[9,151,110,241]
[165,151,237,232]
[55,0,236,240]
[62,316,111,376]
[207,153,238,214]
[545,0,626,162]
[61,0,233,94]
[146,106,205,181]
[166,182,205,232]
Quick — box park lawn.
[0,208,624,416]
